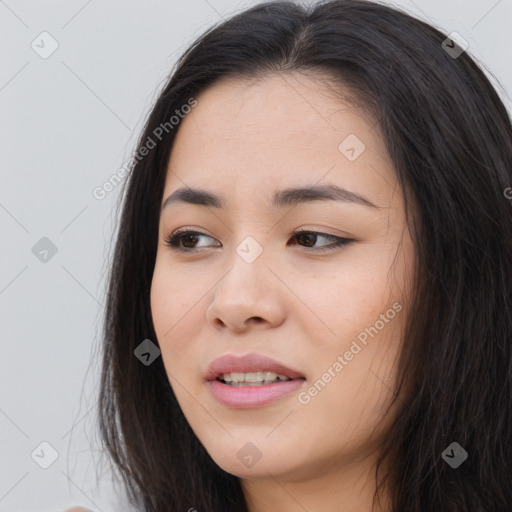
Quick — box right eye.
[164,230,220,251]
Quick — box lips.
[206,352,306,381]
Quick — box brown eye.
[164,229,353,253]
[164,230,219,251]
[290,230,353,252]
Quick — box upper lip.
[206,352,306,381]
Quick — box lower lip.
[208,379,305,408]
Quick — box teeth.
[221,371,292,384]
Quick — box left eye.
[164,229,353,253]
[291,230,353,251]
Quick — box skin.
[150,72,415,512]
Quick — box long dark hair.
[97,1,512,510]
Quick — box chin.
[213,455,291,480]
[203,439,299,480]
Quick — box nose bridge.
[206,235,286,331]
[219,234,269,297]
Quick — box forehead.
[163,73,397,211]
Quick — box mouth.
[216,370,297,386]
[206,352,305,382]
[206,352,306,408]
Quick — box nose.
[205,253,287,334]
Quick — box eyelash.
[163,228,353,253]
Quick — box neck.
[241,451,392,512]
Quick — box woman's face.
[150,73,414,483]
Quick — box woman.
[68,0,512,510]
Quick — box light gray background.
[1,0,510,511]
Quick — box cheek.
[150,263,174,339]
[297,313,405,446]
[150,259,202,360]
[290,253,398,337]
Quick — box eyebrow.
[161,184,379,211]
